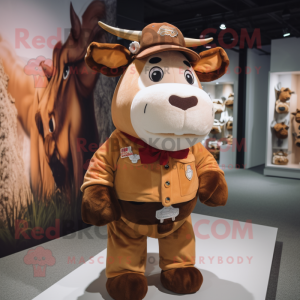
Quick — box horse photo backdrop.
[0,0,116,258]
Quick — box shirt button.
[164,181,170,188]
[164,164,169,169]
[165,197,170,202]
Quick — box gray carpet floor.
[193,165,300,300]
[0,165,299,300]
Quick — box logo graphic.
[185,165,193,181]
[23,246,56,277]
[120,146,133,158]
[156,205,179,223]
[24,56,53,88]
[129,154,140,163]
[157,25,178,37]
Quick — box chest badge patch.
[156,206,179,223]
[157,25,178,37]
[120,146,133,158]
[129,154,140,163]
[186,165,193,181]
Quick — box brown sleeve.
[198,171,228,207]
[82,184,121,226]
[191,143,228,207]
[191,142,224,177]
[81,130,120,192]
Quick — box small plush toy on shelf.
[274,87,294,114]
[276,87,294,102]
[272,150,289,165]
[275,100,290,114]
[81,21,230,300]
[208,140,223,160]
[291,109,300,123]
[273,121,289,139]
[210,119,225,134]
[224,92,234,108]
[291,109,300,147]
[226,116,233,130]
[226,134,233,145]
[212,98,225,113]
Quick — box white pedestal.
[34,214,277,300]
[219,144,235,169]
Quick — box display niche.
[201,83,234,163]
[264,72,300,179]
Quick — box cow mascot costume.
[81,21,229,300]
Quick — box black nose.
[169,95,198,110]
[279,107,285,111]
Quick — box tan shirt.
[81,129,223,207]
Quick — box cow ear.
[192,47,229,82]
[85,42,133,77]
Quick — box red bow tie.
[121,132,189,165]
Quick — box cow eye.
[149,67,164,82]
[184,70,194,84]
[63,65,69,80]
[49,116,55,133]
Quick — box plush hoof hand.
[106,273,148,300]
[161,267,203,294]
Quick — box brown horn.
[98,21,213,47]
[184,37,213,47]
[98,21,142,41]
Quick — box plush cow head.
[274,122,289,139]
[275,99,289,114]
[292,112,300,147]
[226,134,233,145]
[86,22,229,151]
[210,119,225,134]
[226,119,233,130]
[224,93,234,108]
[34,2,104,199]
[291,109,300,123]
[212,98,225,113]
[278,87,294,102]
[208,140,223,150]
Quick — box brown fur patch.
[106,273,148,300]
[274,122,289,139]
[118,196,197,226]
[161,267,203,294]
[157,223,174,234]
[82,185,121,226]
[35,111,44,137]
[199,171,228,207]
[194,47,229,82]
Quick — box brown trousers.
[106,215,195,278]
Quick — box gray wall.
[271,38,300,72]
[245,47,270,168]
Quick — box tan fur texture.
[275,99,289,114]
[278,87,294,102]
[291,109,300,123]
[0,62,32,222]
[106,273,148,300]
[198,171,228,207]
[274,122,289,139]
[82,185,121,226]
[161,267,203,294]
[272,150,288,165]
